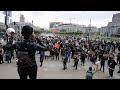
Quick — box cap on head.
[21,25,33,39]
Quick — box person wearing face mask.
[3,25,48,79]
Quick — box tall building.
[99,13,120,37]
[20,14,25,23]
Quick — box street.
[0,54,120,79]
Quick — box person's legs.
[109,69,113,77]
[29,65,37,79]
[56,55,57,60]
[111,70,114,77]
[83,59,85,66]
[57,54,59,61]
[75,62,78,69]
[17,66,28,79]
[63,62,65,70]
[117,60,120,73]
[1,55,4,63]
[103,62,105,72]
[40,56,44,66]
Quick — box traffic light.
[14,21,16,25]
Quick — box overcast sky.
[0,11,120,29]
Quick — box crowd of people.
[0,25,120,79]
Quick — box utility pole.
[32,20,33,28]
[5,11,9,42]
[88,19,91,42]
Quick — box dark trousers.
[81,59,85,66]
[109,68,114,77]
[11,51,14,59]
[56,54,59,60]
[17,65,37,79]
[99,56,102,61]
[0,55,3,64]
[100,61,105,72]
[74,62,78,69]
[40,56,44,66]
[117,57,120,64]
[6,55,11,63]
[63,62,67,70]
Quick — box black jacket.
[3,39,47,65]
[108,60,117,69]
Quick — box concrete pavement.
[0,54,120,79]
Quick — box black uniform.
[3,40,47,79]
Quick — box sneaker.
[109,76,113,79]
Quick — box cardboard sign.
[45,51,50,56]
[95,61,100,65]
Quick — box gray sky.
[0,11,120,29]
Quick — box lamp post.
[88,19,91,42]
[5,11,9,42]
[32,20,33,28]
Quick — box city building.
[8,14,41,38]
[99,13,120,37]
[0,22,6,30]
[51,22,98,33]
[99,26,108,37]
[20,14,25,23]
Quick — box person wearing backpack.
[3,25,48,79]
[86,65,98,79]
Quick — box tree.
[60,29,66,32]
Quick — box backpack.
[16,51,34,68]
[86,70,93,79]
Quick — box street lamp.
[88,19,92,42]
[32,20,33,28]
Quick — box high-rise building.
[20,14,25,23]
